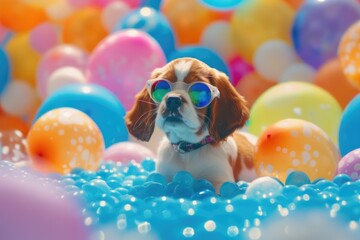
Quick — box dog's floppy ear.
[208,69,249,142]
[125,68,162,141]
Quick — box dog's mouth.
[165,115,183,123]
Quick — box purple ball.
[337,148,360,180]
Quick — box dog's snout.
[166,96,182,110]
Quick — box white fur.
[174,60,193,81]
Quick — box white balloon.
[279,63,316,83]
[253,40,298,81]
[47,67,87,96]
[1,80,37,117]
[200,21,235,60]
[46,1,75,21]
[102,1,131,32]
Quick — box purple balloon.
[292,0,360,69]
[0,164,89,240]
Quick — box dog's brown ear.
[208,69,249,142]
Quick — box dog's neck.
[171,136,215,154]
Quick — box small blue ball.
[141,159,156,172]
[333,174,353,187]
[285,171,311,187]
[193,179,215,193]
[146,173,168,186]
[173,171,194,187]
[220,182,240,199]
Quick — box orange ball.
[235,72,277,108]
[27,108,105,174]
[314,59,360,109]
[0,0,47,32]
[63,7,108,52]
[254,118,340,182]
[162,0,223,46]
[0,114,30,135]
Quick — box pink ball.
[87,29,166,110]
[0,164,89,240]
[337,149,360,180]
[104,142,156,164]
[29,22,59,54]
[37,45,88,98]
[228,55,254,86]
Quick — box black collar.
[171,136,215,154]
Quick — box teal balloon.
[34,84,129,147]
[200,0,244,10]
[0,48,10,95]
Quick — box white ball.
[47,67,87,96]
[253,40,298,81]
[102,1,131,32]
[0,80,37,117]
[279,63,316,83]
[201,21,235,60]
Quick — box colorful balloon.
[248,82,343,145]
[115,7,176,59]
[5,32,41,86]
[337,148,360,181]
[293,0,360,68]
[0,130,28,163]
[87,29,166,110]
[46,0,75,21]
[0,80,37,117]
[27,107,105,174]
[253,40,298,81]
[101,1,131,32]
[228,55,254,87]
[200,0,244,11]
[283,0,304,9]
[169,46,231,80]
[338,20,360,89]
[0,47,10,95]
[339,94,360,156]
[36,44,88,98]
[254,118,340,182]
[104,142,155,164]
[34,83,128,148]
[230,0,294,63]
[63,7,108,52]
[29,22,59,54]
[279,63,316,83]
[235,72,276,108]
[162,0,223,45]
[314,59,360,109]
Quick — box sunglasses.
[146,79,220,109]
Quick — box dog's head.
[125,57,249,144]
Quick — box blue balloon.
[0,48,10,95]
[339,94,360,156]
[169,46,231,81]
[140,0,162,10]
[34,83,129,148]
[200,0,244,11]
[115,7,176,60]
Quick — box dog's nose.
[166,96,182,110]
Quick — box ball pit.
[1,0,360,239]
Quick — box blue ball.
[333,174,353,187]
[285,171,311,187]
[339,94,360,156]
[173,171,194,187]
[115,7,176,60]
[34,83,129,147]
[220,182,240,199]
[168,46,231,81]
[0,48,10,95]
[200,0,244,10]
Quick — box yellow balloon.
[254,118,340,182]
[230,0,294,63]
[5,32,41,86]
[247,82,342,145]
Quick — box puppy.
[126,58,256,191]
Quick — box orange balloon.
[0,114,30,135]
[254,118,340,182]
[5,32,41,86]
[0,0,47,32]
[162,0,223,46]
[314,59,360,109]
[235,72,277,108]
[27,108,105,174]
[283,0,304,9]
[63,7,108,52]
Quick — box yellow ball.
[254,118,340,182]
[27,108,105,174]
[230,0,294,63]
[247,82,342,145]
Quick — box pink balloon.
[104,142,156,164]
[67,0,93,8]
[337,148,360,181]
[87,29,166,110]
[0,164,89,240]
[228,55,254,86]
[29,22,59,54]
[37,45,88,98]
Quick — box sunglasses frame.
[146,79,220,109]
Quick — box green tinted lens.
[189,83,212,108]
[151,80,171,103]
